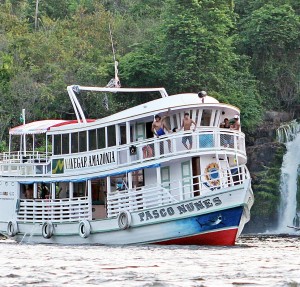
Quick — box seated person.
[230,115,240,130]
[220,118,230,128]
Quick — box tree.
[238,3,300,110]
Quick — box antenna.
[108,23,120,88]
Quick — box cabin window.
[54,182,68,199]
[73,182,87,197]
[54,134,62,155]
[200,109,212,126]
[111,173,127,192]
[20,183,34,199]
[132,170,144,189]
[161,167,170,190]
[107,125,116,147]
[136,123,145,140]
[130,125,135,142]
[120,125,127,145]
[212,110,219,127]
[89,129,97,151]
[97,128,105,149]
[37,183,51,199]
[164,116,171,131]
[71,132,79,153]
[62,134,69,154]
[79,131,87,152]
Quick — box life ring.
[118,211,132,230]
[205,162,220,187]
[78,220,91,238]
[7,221,18,237]
[42,221,54,239]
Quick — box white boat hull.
[1,181,253,246]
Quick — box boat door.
[91,179,107,219]
[181,161,192,199]
[161,166,170,191]
[192,157,200,196]
[136,123,145,140]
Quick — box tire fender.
[42,221,54,239]
[7,221,18,237]
[78,220,91,238]
[117,211,132,230]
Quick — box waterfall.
[276,120,300,233]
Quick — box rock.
[264,111,293,123]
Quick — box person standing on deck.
[152,114,172,153]
[179,112,196,150]
[151,114,171,137]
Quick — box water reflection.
[0,235,299,286]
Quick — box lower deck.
[0,153,251,225]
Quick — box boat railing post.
[213,130,217,149]
[179,180,183,201]
[87,180,92,220]
[154,138,160,159]
[171,136,177,154]
[129,189,135,212]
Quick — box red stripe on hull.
[154,228,238,246]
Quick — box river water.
[0,235,299,287]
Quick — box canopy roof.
[9,120,70,135]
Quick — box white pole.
[22,109,26,155]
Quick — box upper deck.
[0,87,245,181]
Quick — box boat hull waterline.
[5,183,253,246]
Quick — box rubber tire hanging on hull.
[42,221,54,239]
[7,221,18,237]
[78,220,91,238]
[118,211,132,229]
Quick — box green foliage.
[0,0,297,137]
[0,141,8,153]
[250,145,286,227]
[237,3,300,110]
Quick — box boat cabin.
[0,88,248,225]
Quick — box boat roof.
[48,92,240,133]
[10,90,240,135]
[9,119,95,135]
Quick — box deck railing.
[15,165,250,221]
[0,128,246,177]
[17,196,91,223]
[118,128,246,165]
[107,164,250,217]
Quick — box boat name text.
[64,151,116,170]
[137,197,222,222]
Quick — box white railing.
[0,151,51,176]
[17,196,91,223]
[118,128,245,165]
[107,185,177,217]
[0,128,246,177]
[0,151,49,163]
[107,164,250,217]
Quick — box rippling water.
[0,235,299,287]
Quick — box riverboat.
[0,85,253,245]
